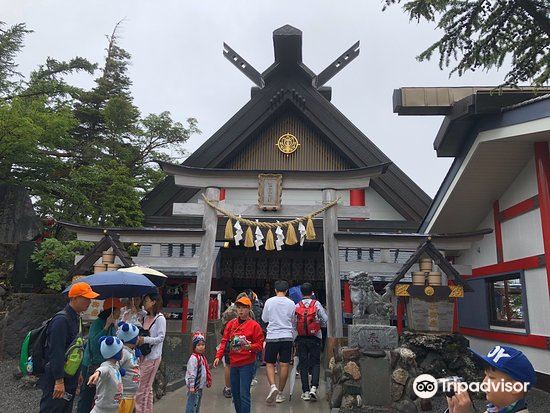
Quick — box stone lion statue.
[348,271,392,323]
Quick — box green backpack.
[19,310,84,377]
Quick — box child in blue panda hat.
[87,336,125,413]
[116,322,141,413]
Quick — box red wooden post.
[219,188,226,201]
[535,142,550,300]
[343,282,352,315]
[493,200,504,263]
[181,282,189,333]
[397,297,404,335]
[349,189,365,221]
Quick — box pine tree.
[384,0,550,86]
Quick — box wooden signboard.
[258,174,282,211]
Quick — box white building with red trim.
[396,88,550,390]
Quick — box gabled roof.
[388,239,472,291]
[67,233,134,279]
[142,25,431,222]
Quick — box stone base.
[353,316,389,326]
[349,324,398,351]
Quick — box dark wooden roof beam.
[315,41,360,88]
[223,42,265,88]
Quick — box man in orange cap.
[76,297,124,413]
[38,282,98,413]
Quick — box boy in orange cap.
[214,295,264,413]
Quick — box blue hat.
[117,322,139,344]
[99,336,123,360]
[471,345,537,388]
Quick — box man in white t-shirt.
[261,280,295,404]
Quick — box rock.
[343,380,362,395]
[391,349,400,369]
[395,399,418,413]
[0,286,6,297]
[341,394,359,409]
[342,347,362,361]
[333,362,343,383]
[344,361,361,380]
[391,382,405,401]
[19,375,38,388]
[398,347,416,365]
[392,368,409,385]
[330,384,343,408]
[329,356,336,371]
[405,377,418,400]
[418,398,432,411]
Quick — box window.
[488,274,525,328]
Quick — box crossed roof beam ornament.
[222,38,360,90]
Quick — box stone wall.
[327,332,481,413]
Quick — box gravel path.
[0,359,41,413]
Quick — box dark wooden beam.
[315,41,359,88]
[223,42,265,88]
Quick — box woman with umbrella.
[135,293,166,413]
[76,298,124,413]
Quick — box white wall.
[525,267,550,336]
[499,158,538,210]
[501,209,544,261]
[467,336,550,375]
[455,211,497,269]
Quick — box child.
[185,332,212,413]
[214,296,264,413]
[87,336,125,413]
[116,322,141,413]
[446,345,536,413]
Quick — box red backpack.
[296,300,320,336]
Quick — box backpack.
[19,310,69,376]
[296,300,320,337]
[138,314,162,356]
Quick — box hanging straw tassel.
[265,229,275,251]
[224,218,234,240]
[285,223,298,245]
[244,226,254,248]
[306,216,316,240]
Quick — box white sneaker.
[301,392,311,401]
[275,394,286,403]
[266,385,279,403]
[309,386,318,401]
[251,378,258,386]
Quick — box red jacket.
[216,317,264,367]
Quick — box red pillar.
[349,189,365,221]
[535,142,550,300]
[343,282,352,315]
[219,188,226,201]
[397,298,405,335]
[181,282,189,333]
[493,200,504,263]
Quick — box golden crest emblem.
[276,133,300,155]
[424,286,435,296]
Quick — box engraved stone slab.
[348,324,398,351]
[407,297,454,333]
[360,352,392,406]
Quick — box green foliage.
[31,238,93,290]
[383,0,550,86]
[0,21,199,227]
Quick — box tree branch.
[517,0,550,37]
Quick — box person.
[120,297,144,327]
[87,336,124,413]
[295,282,327,402]
[244,289,265,385]
[219,292,257,398]
[77,298,124,413]
[213,295,264,413]
[135,293,166,413]
[116,322,141,413]
[185,332,212,413]
[37,282,98,413]
[446,345,536,413]
[261,279,296,404]
[288,282,303,304]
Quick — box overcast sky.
[3,0,512,197]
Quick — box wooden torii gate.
[159,162,390,338]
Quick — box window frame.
[486,271,529,331]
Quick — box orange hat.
[68,282,99,299]
[103,297,123,309]
[235,296,252,308]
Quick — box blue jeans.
[185,389,203,413]
[230,362,255,413]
